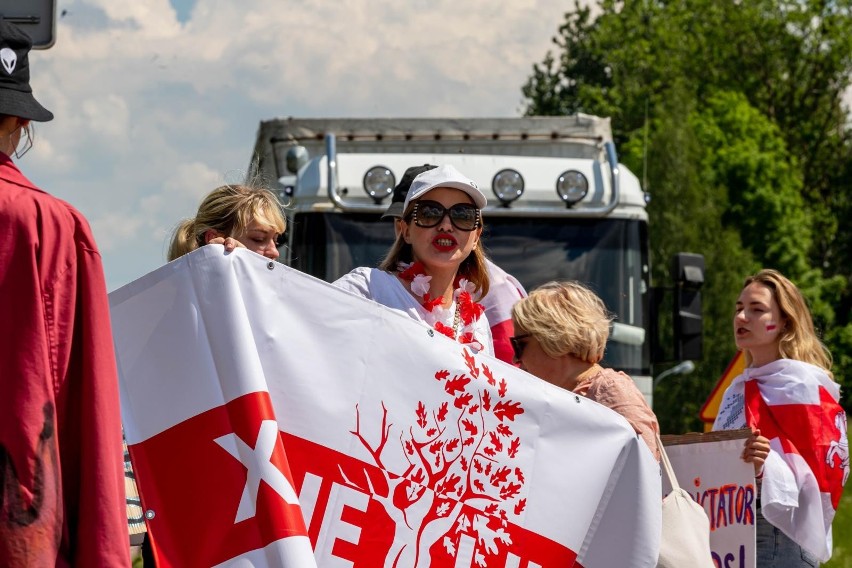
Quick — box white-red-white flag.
[714,359,849,562]
[111,246,661,568]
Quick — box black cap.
[381,164,438,219]
[0,19,53,122]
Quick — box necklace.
[452,302,461,336]
[397,261,485,346]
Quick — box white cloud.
[89,212,146,252]
[19,0,579,290]
[162,161,228,201]
[81,93,130,145]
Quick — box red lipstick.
[432,233,457,252]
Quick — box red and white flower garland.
[397,261,486,350]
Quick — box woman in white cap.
[335,164,493,354]
[382,164,527,364]
[0,19,129,567]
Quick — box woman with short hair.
[511,281,661,459]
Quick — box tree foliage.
[523,0,852,429]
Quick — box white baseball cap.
[402,164,487,213]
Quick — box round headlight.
[492,169,524,205]
[556,170,588,206]
[363,166,396,203]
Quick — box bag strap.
[656,433,681,491]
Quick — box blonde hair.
[168,184,286,261]
[512,281,612,363]
[741,269,832,371]
[378,200,490,298]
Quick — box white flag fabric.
[110,246,662,568]
[714,359,849,562]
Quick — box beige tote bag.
[656,435,715,568]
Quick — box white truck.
[248,115,703,405]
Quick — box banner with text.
[662,431,755,568]
[110,247,662,568]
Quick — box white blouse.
[333,267,494,357]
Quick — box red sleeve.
[490,319,518,366]
[53,235,129,566]
[0,188,62,565]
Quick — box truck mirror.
[285,146,309,175]
[671,253,704,361]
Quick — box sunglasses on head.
[410,200,480,231]
[510,333,531,362]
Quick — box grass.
[827,484,852,568]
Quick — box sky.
[21,0,579,291]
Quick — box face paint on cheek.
[766,322,777,332]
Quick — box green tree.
[620,88,759,432]
[692,91,811,279]
[523,0,852,428]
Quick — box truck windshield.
[288,213,649,375]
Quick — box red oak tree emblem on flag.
[341,349,527,567]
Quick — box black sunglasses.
[411,200,480,231]
[510,333,531,362]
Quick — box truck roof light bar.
[326,135,621,218]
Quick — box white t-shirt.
[334,267,494,357]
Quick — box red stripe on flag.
[129,391,309,567]
[744,382,846,509]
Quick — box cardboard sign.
[662,430,755,568]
